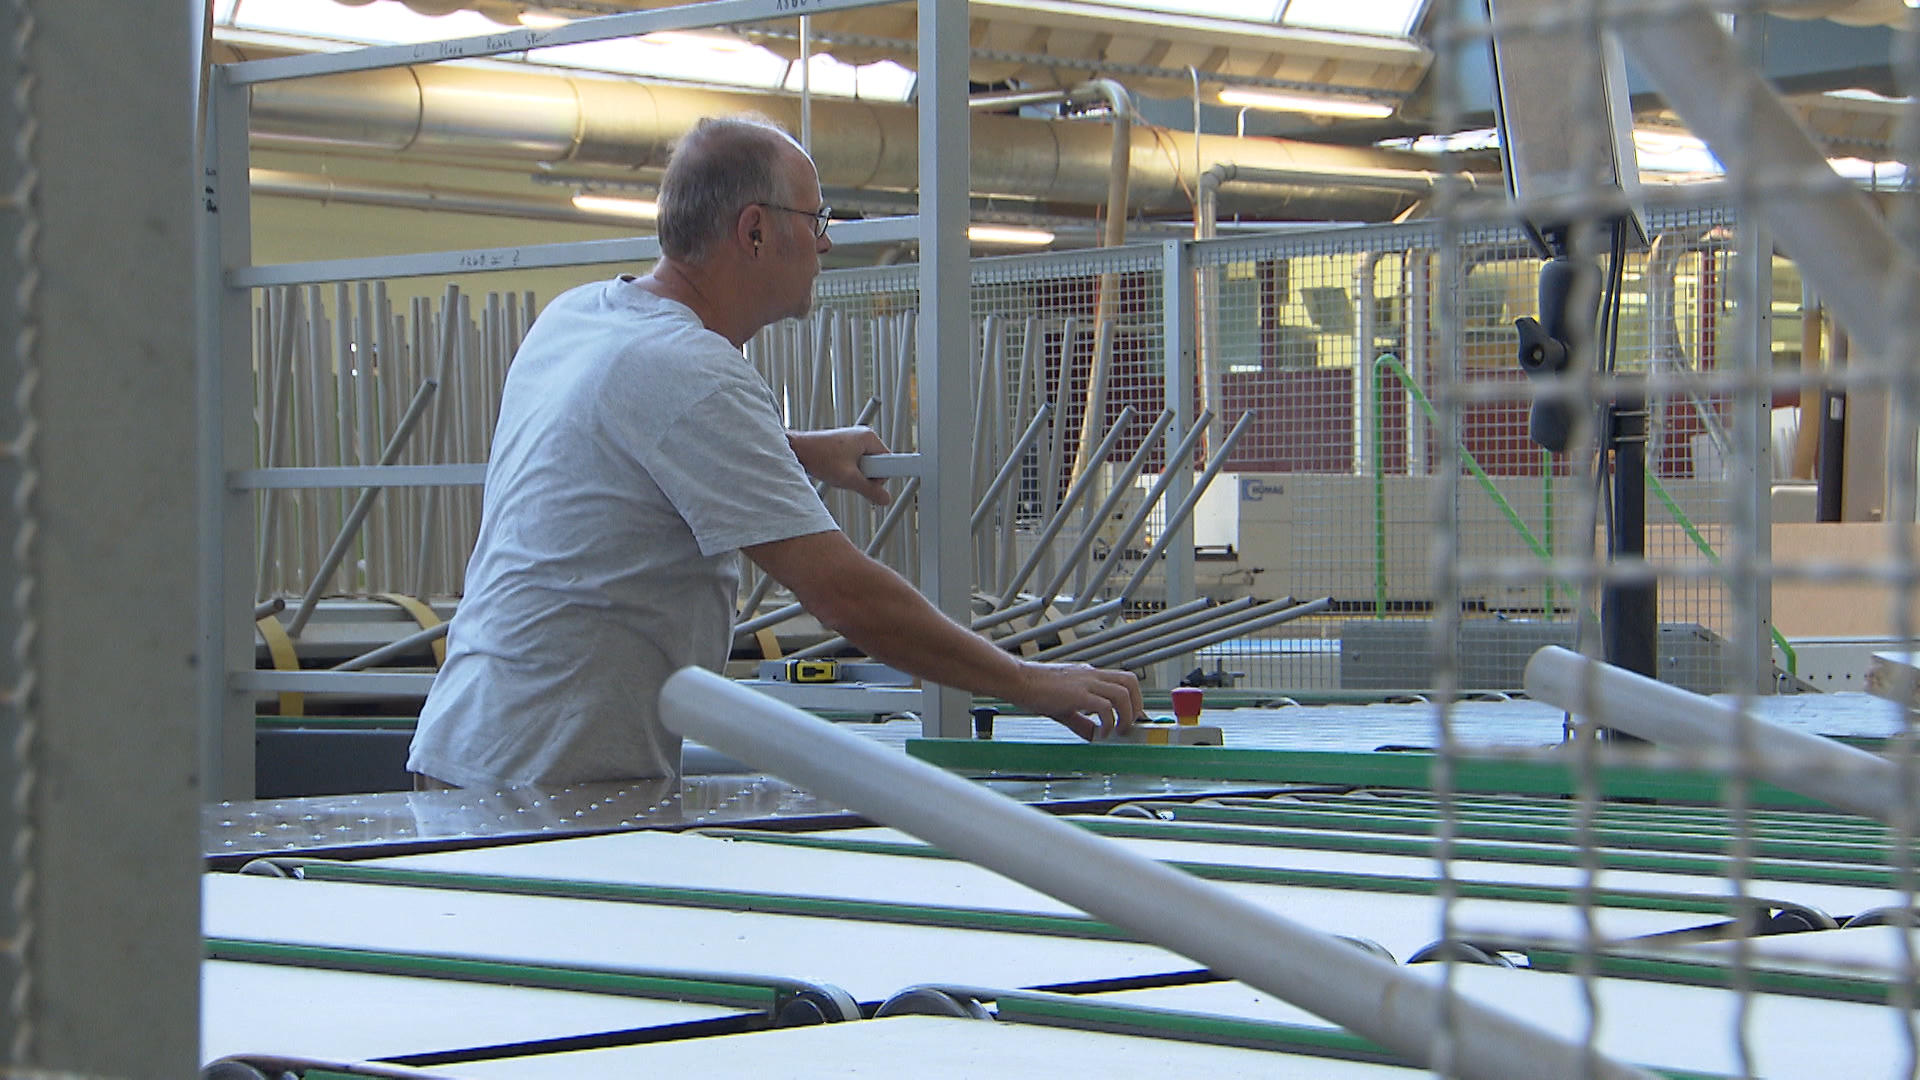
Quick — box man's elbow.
[806,592,873,642]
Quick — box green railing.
[1368,354,1796,675]
[1370,354,1568,616]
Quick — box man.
[409,116,1142,789]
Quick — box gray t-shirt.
[408,277,837,788]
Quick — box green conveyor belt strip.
[703,815,1899,893]
[253,714,419,731]
[204,937,778,1010]
[1128,803,1907,867]
[906,740,1826,809]
[1522,946,1899,1006]
[1219,795,1893,843]
[291,862,1133,942]
[995,992,1404,1066]
[991,992,1733,1080]
[1286,793,1896,840]
[1332,788,1888,824]
[692,830,1775,918]
[1076,817,1903,890]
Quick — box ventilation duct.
[246,62,1471,222]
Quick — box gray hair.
[656,115,802,262]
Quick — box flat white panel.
[202,960,737,1063]
[828,823,1891,922]
[204,874,1197,1002]
[353,829,1725,961]
[1098,966,1910,1079]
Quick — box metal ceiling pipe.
[247,63,1457,220]
[251,167,635,224]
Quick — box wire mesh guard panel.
[807,209,1758,697]
[1186,203,1748,694]
[798,248,1172,617]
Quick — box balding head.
[656,115,807,263]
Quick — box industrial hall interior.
[13,0,1920,1076]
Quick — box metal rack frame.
[196,0,1007,799]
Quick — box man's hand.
[1008,660,1145,741]
[788,426,893,506]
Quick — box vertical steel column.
[1159,239,1197,685]
[917,0,971,738]
[200,66,258,799]
[18,1,200,1073]
[1735,218,1775,691]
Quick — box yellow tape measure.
[784,659,840,683]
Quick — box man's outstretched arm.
[786,426,893,506]
[744,529,1142,739]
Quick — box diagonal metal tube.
[988,597,1126,652]
[970,402,1053,534]
[1039,595,1252,663]
[331,619,449,672]
[785,586,1051,662]
[1084,596,1304,668]
[990,406,1137,612]
[1068,407,1214,612]
[1118,409,1256,603]
[287,377,440,638]
[1099,596,1332,670]
[1034,408,1175,609]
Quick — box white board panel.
[202,960,737,1064]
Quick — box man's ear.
[737,203,768,251]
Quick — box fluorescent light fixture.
[518,10,570,29]
[572,193,658,219]
[968,224,1055,246]
[1217,88,1394,119]
[1829,157,1908,185]
[1386,127,1499,153]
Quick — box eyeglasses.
[758,202,832,238]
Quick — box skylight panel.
[1279,0,1426,36]
[1080,0,1427,36]
[1077,0,1288,22]
[223,0,914,102]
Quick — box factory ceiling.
[223,0,1914,248]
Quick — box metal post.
[917,0,971,738]
[20,2,201,1073]
[1161,238,1198,683]
[1736,215,1776,692]
[202,66,258,801]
